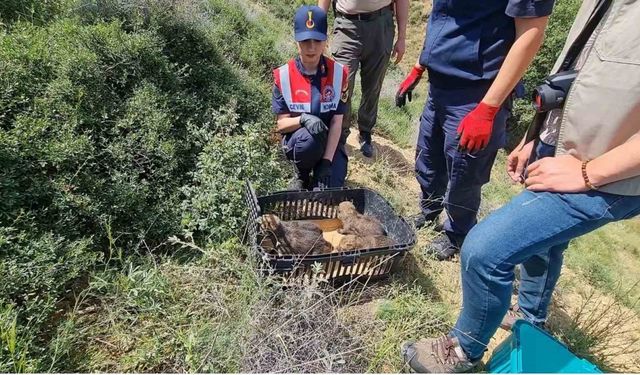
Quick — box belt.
[336,4,392,21]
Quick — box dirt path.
[344,130,422,216]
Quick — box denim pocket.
[604,194,640,220]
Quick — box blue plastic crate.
[487,320,601,373]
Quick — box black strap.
[558,0,612,72]
[523,0,613,146]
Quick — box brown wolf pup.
[259,214,333,255]
[337,201,386,236]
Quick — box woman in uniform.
[272,5,350,190]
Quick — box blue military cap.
[293,5,327,42]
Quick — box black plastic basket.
[244,181,416,282]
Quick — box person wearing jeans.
[401,0,640,372]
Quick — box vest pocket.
[594,4,640,65]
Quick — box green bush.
[3,21,177,248]
[0,0,71,26]
[181,131,287,244]
[255,0,308,19]
[0,228,98,372]
[0,11,278,248]
[0,0,289,370]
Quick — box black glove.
[300,113,328,143]
[314,159,332,189]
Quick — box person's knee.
[447,150,496,189]
[415,145,443,170]
[460,224,500,273]
[414,148,430,172]
[288,128,324,169]
[445,183,481,204]
[289,127,315,146]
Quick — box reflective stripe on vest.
[276,59,344,114]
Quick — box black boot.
[427,232,464,261]
[359,132,373,158]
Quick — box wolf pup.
[259,214,333,255]
[337,201,386,236]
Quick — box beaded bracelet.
[582,160,599,190]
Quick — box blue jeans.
[415,83,509,238]
[451,141,640,360]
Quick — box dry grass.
[548,277,640,372]
[241,281,368,373]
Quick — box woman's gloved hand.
[314,159,332,189]
[300,113,328,143]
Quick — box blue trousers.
[451,141,640,360]
[282,127,348,188]
[416,83,509,238]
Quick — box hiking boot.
[428,233,464,261]
[499,303,545,331]
[359,132,373,158]
[499,303,524,331]
[400,336,479,373]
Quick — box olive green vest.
[553,0,640,196]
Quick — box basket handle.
[245,180,261,217]
[313,186,350,192]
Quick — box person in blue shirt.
[394,0,555,263]
[272,5,350,190]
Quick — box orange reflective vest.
[274,57,348,114]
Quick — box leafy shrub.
[0,0,71,26]
[181,130,287,244]
[0,227,98,372]
[255,0,309,20]
[0,10,278,249]
[0,0,289,370]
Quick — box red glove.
[457,102,500,153]
[395,65,425,107]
